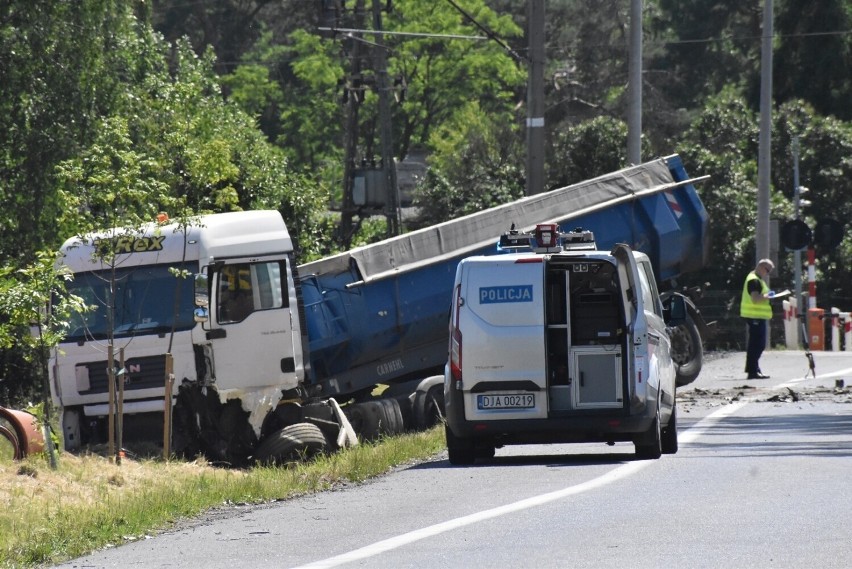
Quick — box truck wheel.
[1,424,21,461]
[634,408,662,460]
[422,384,445,428]
[254,423,327,466]
[344,401,382,441]
[671,314,704,387]
[380,398,405,435]
[661,405,678,454]
[445,425,476,465]
[412,377,446,431]
[672,314,703,387]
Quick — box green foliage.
[51,32,327,259]
[411,103,524,227]
[775,0,852,121]
[276,30,346,172]
[387,0,526,156]
[0,251,88,416]
[678,92,761,289]
[548,116,634,190]
[0,252,87,356]
[0,0,133,262]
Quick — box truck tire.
[344,401,382,441]
[380,398,405,435]
[672,314,703,387]
[634,407,662,460]
[661,405,678,454]
[1,424,21,461]
[445,425,476,465]
[254,422,327,465]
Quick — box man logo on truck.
[479,285,533,304]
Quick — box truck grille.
[78,355,167,395]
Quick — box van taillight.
[450,328,462,382]
[450,284,462,383]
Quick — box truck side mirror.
[194,273,209,308]
[663,294,687,326]
[194,272,210,323]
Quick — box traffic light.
[780,219,811,251]
[814,219,844,250]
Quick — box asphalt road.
[55,350,852,569]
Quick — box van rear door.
[458,256,547,421]
[611,244,649,405]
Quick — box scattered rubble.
[678,383,852,408]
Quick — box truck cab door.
[611,244,649,404]
[204,257,302,393]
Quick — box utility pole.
[525,0,545,196]
[627,0,642,165]
[756,0,773,265]
[372,0,401,236]
[340,0,365,247]
[792,136,803,343]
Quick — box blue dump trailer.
[51,155,708,465]
[299,155,708,399]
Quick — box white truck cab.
[444,225,686,464]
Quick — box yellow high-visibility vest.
[740,271,772,319]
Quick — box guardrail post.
[783,298,799,349]
[831,308,841,352]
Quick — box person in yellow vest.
[740,259,776,379]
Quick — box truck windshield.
[64,262,196,342]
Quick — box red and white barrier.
[783,298,799,349]
[808,248,817,309]
[830,307,850,352]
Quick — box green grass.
[0,426,446,568]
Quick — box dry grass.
[0,426,446,568]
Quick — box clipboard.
[769,289,791,300]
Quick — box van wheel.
[445,425,476,465]
[661,405,678,454]
[634,408,662,460]
[475,445,496,460]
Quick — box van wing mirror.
[663,293,687,326]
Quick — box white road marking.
[290,401,749,569]
[776,366,852,389]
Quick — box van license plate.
[477,394,535,410]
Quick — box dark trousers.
[744,318,768,374]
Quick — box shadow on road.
[681,412,852,458]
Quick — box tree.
[548,116,636,190]
[0,251,88,465]
[0,0,134,264]
[411,103,524,227]
[775,0,852,121]
[53,34,328,261]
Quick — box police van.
[444,225,686,464]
